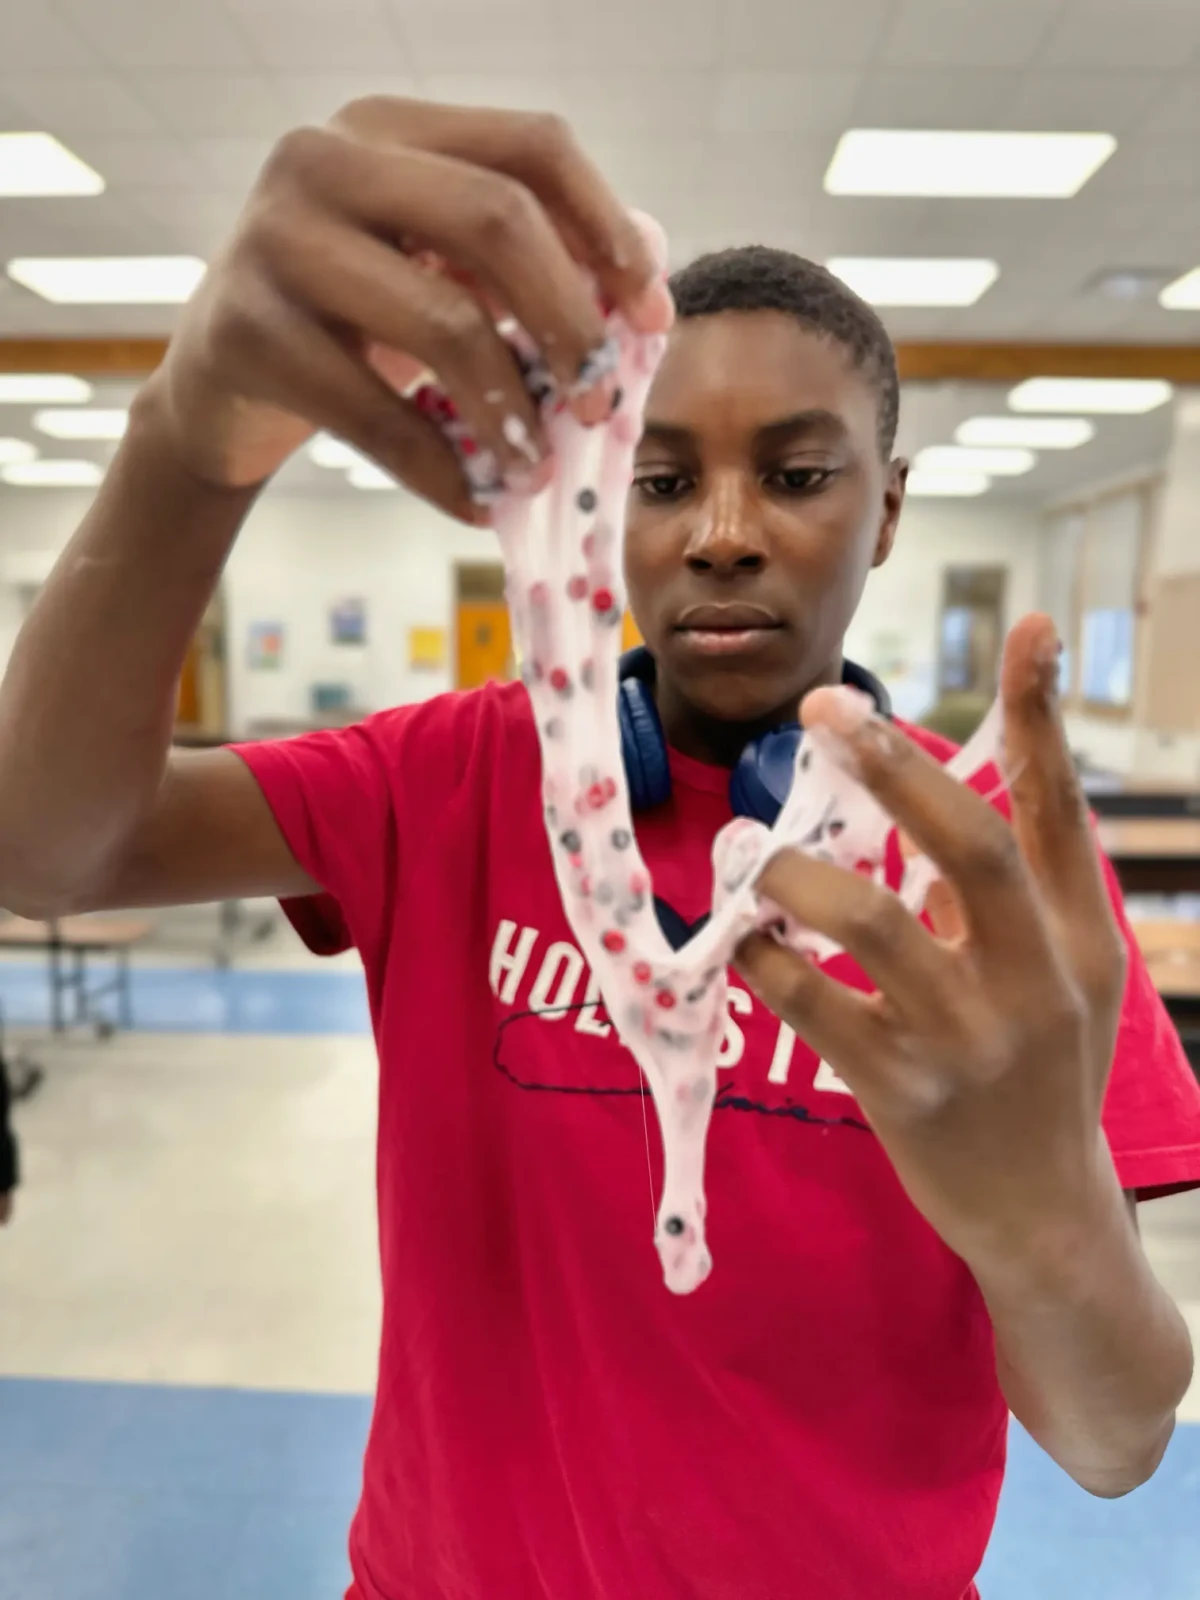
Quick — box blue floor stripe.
[1,1378,1198,1599]
[0,1380,369,1600]
[0,963,370,1036]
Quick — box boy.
[0,98,1198,1600]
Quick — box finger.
[265,213,550,487]
[220,279,481,521]
[899,830,967,943]
[999,614,1126,1001]
[733,930,889,1084]
[276,127,620,413]
[755,848,957,1023]
[799,683,1052,968]
[333,99,674,335]
[1000,615,1112,919]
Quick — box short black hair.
[667,245,900,457]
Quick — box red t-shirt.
[236,682,1200,1600]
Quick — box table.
[1096,818,1200,897]
[0,915,152,1035]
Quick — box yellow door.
[456,600,514,689]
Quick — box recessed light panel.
[825,130,1116,198]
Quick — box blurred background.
[1,2,1199,1597]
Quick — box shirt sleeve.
[1098,850,1200,1199]
[230,690,486,964]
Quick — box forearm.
[0,384,259,913]
[974,1161,1193,1497]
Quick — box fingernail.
[1035,628,1062,667]
[629,276,675,334]
[570,373,617,427]
[820,685,877,738]
[501,413,545,465]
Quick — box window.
[1041,480,1154,718]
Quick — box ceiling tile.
[131,72,290,136]
[190,136,277,188]
[0,1,100,71]
[878,0,1058,69]
[66,133,199,189]
[401,2,557,73]
[54,0,256,70]
[564,72,717,139]
[851,69,1018,128]
[689,134,833,232]
[1039,5,1200,71]
[555,0,719,71]
[232,6,412,71]
[0,189,170,252]
[1002,70,1169,133]
[583,134,709,228]
[0,73,163,134]
[271,73,420,123]
[714,71,861,137]
[1091,137,1200,193]
[716,0,893,69]
[1138,78,1200,136]
[421,74,564,117]
[125,189,246,254]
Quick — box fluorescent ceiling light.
[1,458,103,487]
[907,469,991,498]
[0,374,94,405]
[827,257,997,307]
[955,416,1094,450]
[0,438,37,465]
[6,256,206,305]
[1008,378,1173,415]
[347,462,399,490]
[1160,267,1200,310]
[825,129,1116,198]
[310,434,370,470]
[0,132,104,197]
[34,408,127,441]
[916,444,1036,477]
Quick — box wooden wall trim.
[4,337,1200,385]
[0,339,168,375]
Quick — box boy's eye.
[766,467,833,494]
[633,472,691,500]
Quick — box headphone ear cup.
[619,675,672,812]
[729,726,803,826]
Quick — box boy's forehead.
[645,310,878,442]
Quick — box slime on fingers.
[417,217,1007,1295]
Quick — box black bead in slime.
[664,1216,685,1237]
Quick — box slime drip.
[416,217,1006,1294]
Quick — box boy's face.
[624,310,906,743]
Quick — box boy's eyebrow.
[637,409,850,453]
[755,409,849,447]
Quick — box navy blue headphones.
[618,645,892,826]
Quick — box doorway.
[453,562,646,689]
[455,563,513,689]
[936,566,1007,700]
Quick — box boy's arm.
[0,97,666,921]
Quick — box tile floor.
[1,909,1199,1599]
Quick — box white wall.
[0,483,1042,734]
[0,484,499,734]
[223,491,497,729]
[845,497,1041,722]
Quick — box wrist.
[124,378,263,504]
[969,1160,1133,1310]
